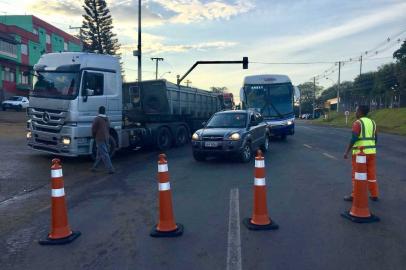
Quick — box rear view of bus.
[240,75,295,139]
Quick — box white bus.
[240,74,295,139]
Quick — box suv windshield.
[207,113,247,128]
[244,83,293,119]
[31,72,80,99]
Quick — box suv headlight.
[287,120,293,125]
[26,131,32,139]
[192,133,200,141]
[229,133,241,141]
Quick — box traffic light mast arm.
[177,58,248,86]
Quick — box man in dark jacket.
[91,106,115,174]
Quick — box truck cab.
[27,52,122,157]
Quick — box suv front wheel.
[239,142,252,163]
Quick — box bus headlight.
[62,137,71,145]
[229,133,241,141]
[192,133,200,141]
[287,120,293,125]
[26,131,32,139]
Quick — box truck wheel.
[175,126,188,146]
[156,127,172,151]
[193,151,206,162]
[240,142,252,163]
[260,135,270,153]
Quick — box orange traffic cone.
[39,159,81,245]
[150,154,183,237]
[341,147,379,223]
[243,150,278,230]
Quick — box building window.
[21,72,30,85]
[46,34,51,44]
[21,44,28,55]
[2,67,16,82]
[0,40,17,58]
[64,42,68,51]
[33,29,38,35]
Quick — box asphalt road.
[0,115,405,270]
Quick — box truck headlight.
[287,120,293,125]
[62,137,71,145]
[229,133,241,141]
[192,133,200,141]
[26,131,32,139]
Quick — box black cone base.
[39,231,81,245]
[341,211,380,223]
[150,223,184,238]
[243,218,279,231]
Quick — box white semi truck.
[26,52,222,157]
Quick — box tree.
[393,40,406,63]
[297,82,323,114]
[80,0,120,55]
[210,87,228,93]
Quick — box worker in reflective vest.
[344,105,378,201]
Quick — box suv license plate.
[205,142,218,147]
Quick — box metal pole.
[337,61,341,112]
[137,0,142,82]
[151,57,164,80]
[359,55,362,76]
[313,77,316,119]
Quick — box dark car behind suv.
[191,110,270,162]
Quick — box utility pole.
[313,77,316,119]
[186,80,192,87]
[137,0,142,82]
[151,57,164,80]
[359,55,363,76]
[337,61,341,112]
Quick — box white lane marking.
[227,188,242,270]
[322,152,337,160]
[303,144,312,149]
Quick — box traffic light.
[243,57,249,69]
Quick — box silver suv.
[191,110,270,162]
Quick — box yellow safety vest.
[352,117,376,155]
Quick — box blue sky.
[1,0,405,100]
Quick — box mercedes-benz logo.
[42,112,50,123]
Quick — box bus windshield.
[31,72,80,100]
[244,83,293,119]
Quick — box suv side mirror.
[202,121,206,127]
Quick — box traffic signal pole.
[177,57,248,86]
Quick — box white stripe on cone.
[255,160,265,168]
[254,178,266,186]
[355,172,367,181]
[52,188,65,197]
[356,155,367,164]
[158,164,168,172]
[368,179,377,182]
[51,169,63,178]
[159,182,171,191]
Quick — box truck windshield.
[31,72,80,100]
[244,83,293,119]
[207,113,247,128]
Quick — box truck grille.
[29,108,67,133]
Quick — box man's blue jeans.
[92,141,114,172]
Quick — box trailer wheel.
[156,127,172,151]
[175,126,188,146]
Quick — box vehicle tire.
[175,125,189,147]
[260,135,270,153]
[239,142,252,163]
[156,127,172,151]
[193,151,206,162]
